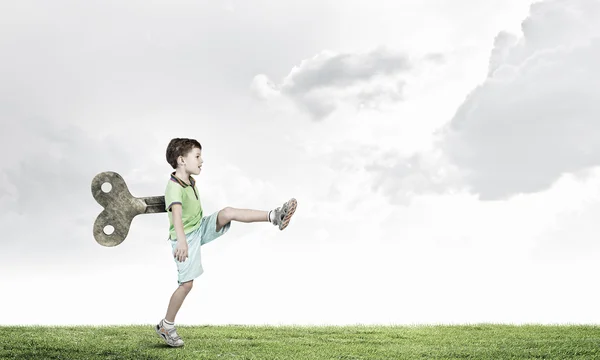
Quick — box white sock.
[268,210,275,223]
[163,319,175,329]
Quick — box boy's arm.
[171,204,187,243]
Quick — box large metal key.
[91,171,166,247]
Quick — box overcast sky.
[2,0,600,326]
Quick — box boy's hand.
[174,240,188,262]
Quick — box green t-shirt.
[165,172,203,240]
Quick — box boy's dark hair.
[166,138,202,169]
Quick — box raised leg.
[216,207,269,231]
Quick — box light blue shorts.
[170,211,230,285]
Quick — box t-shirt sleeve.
[165,181,183,212]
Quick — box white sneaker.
[271,198,297,230]
[155,319,184,347]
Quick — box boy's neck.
[174,170,192,185]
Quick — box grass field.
[1,324,599,359]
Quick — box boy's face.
[181,147,203,175]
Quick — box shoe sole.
[155,324,184,347]
[279,198,297,231]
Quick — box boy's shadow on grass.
[146,343,182,349]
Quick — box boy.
[155,138,297,347]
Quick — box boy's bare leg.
[165,281,193,322]
[216,207,268,231]
[162,208,268,320]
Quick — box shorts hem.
[178,271,203,285]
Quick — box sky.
[2,0,600,326]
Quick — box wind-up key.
[91,171,166,247]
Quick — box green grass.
[1,324,599,359]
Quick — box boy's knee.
[180,281,193,292]
[219,207,234,222]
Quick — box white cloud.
[437,0,600,200]
[354,0,600,202]
[366,148,464,204]
[252,48,443,120]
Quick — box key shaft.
[141,196,167,214]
